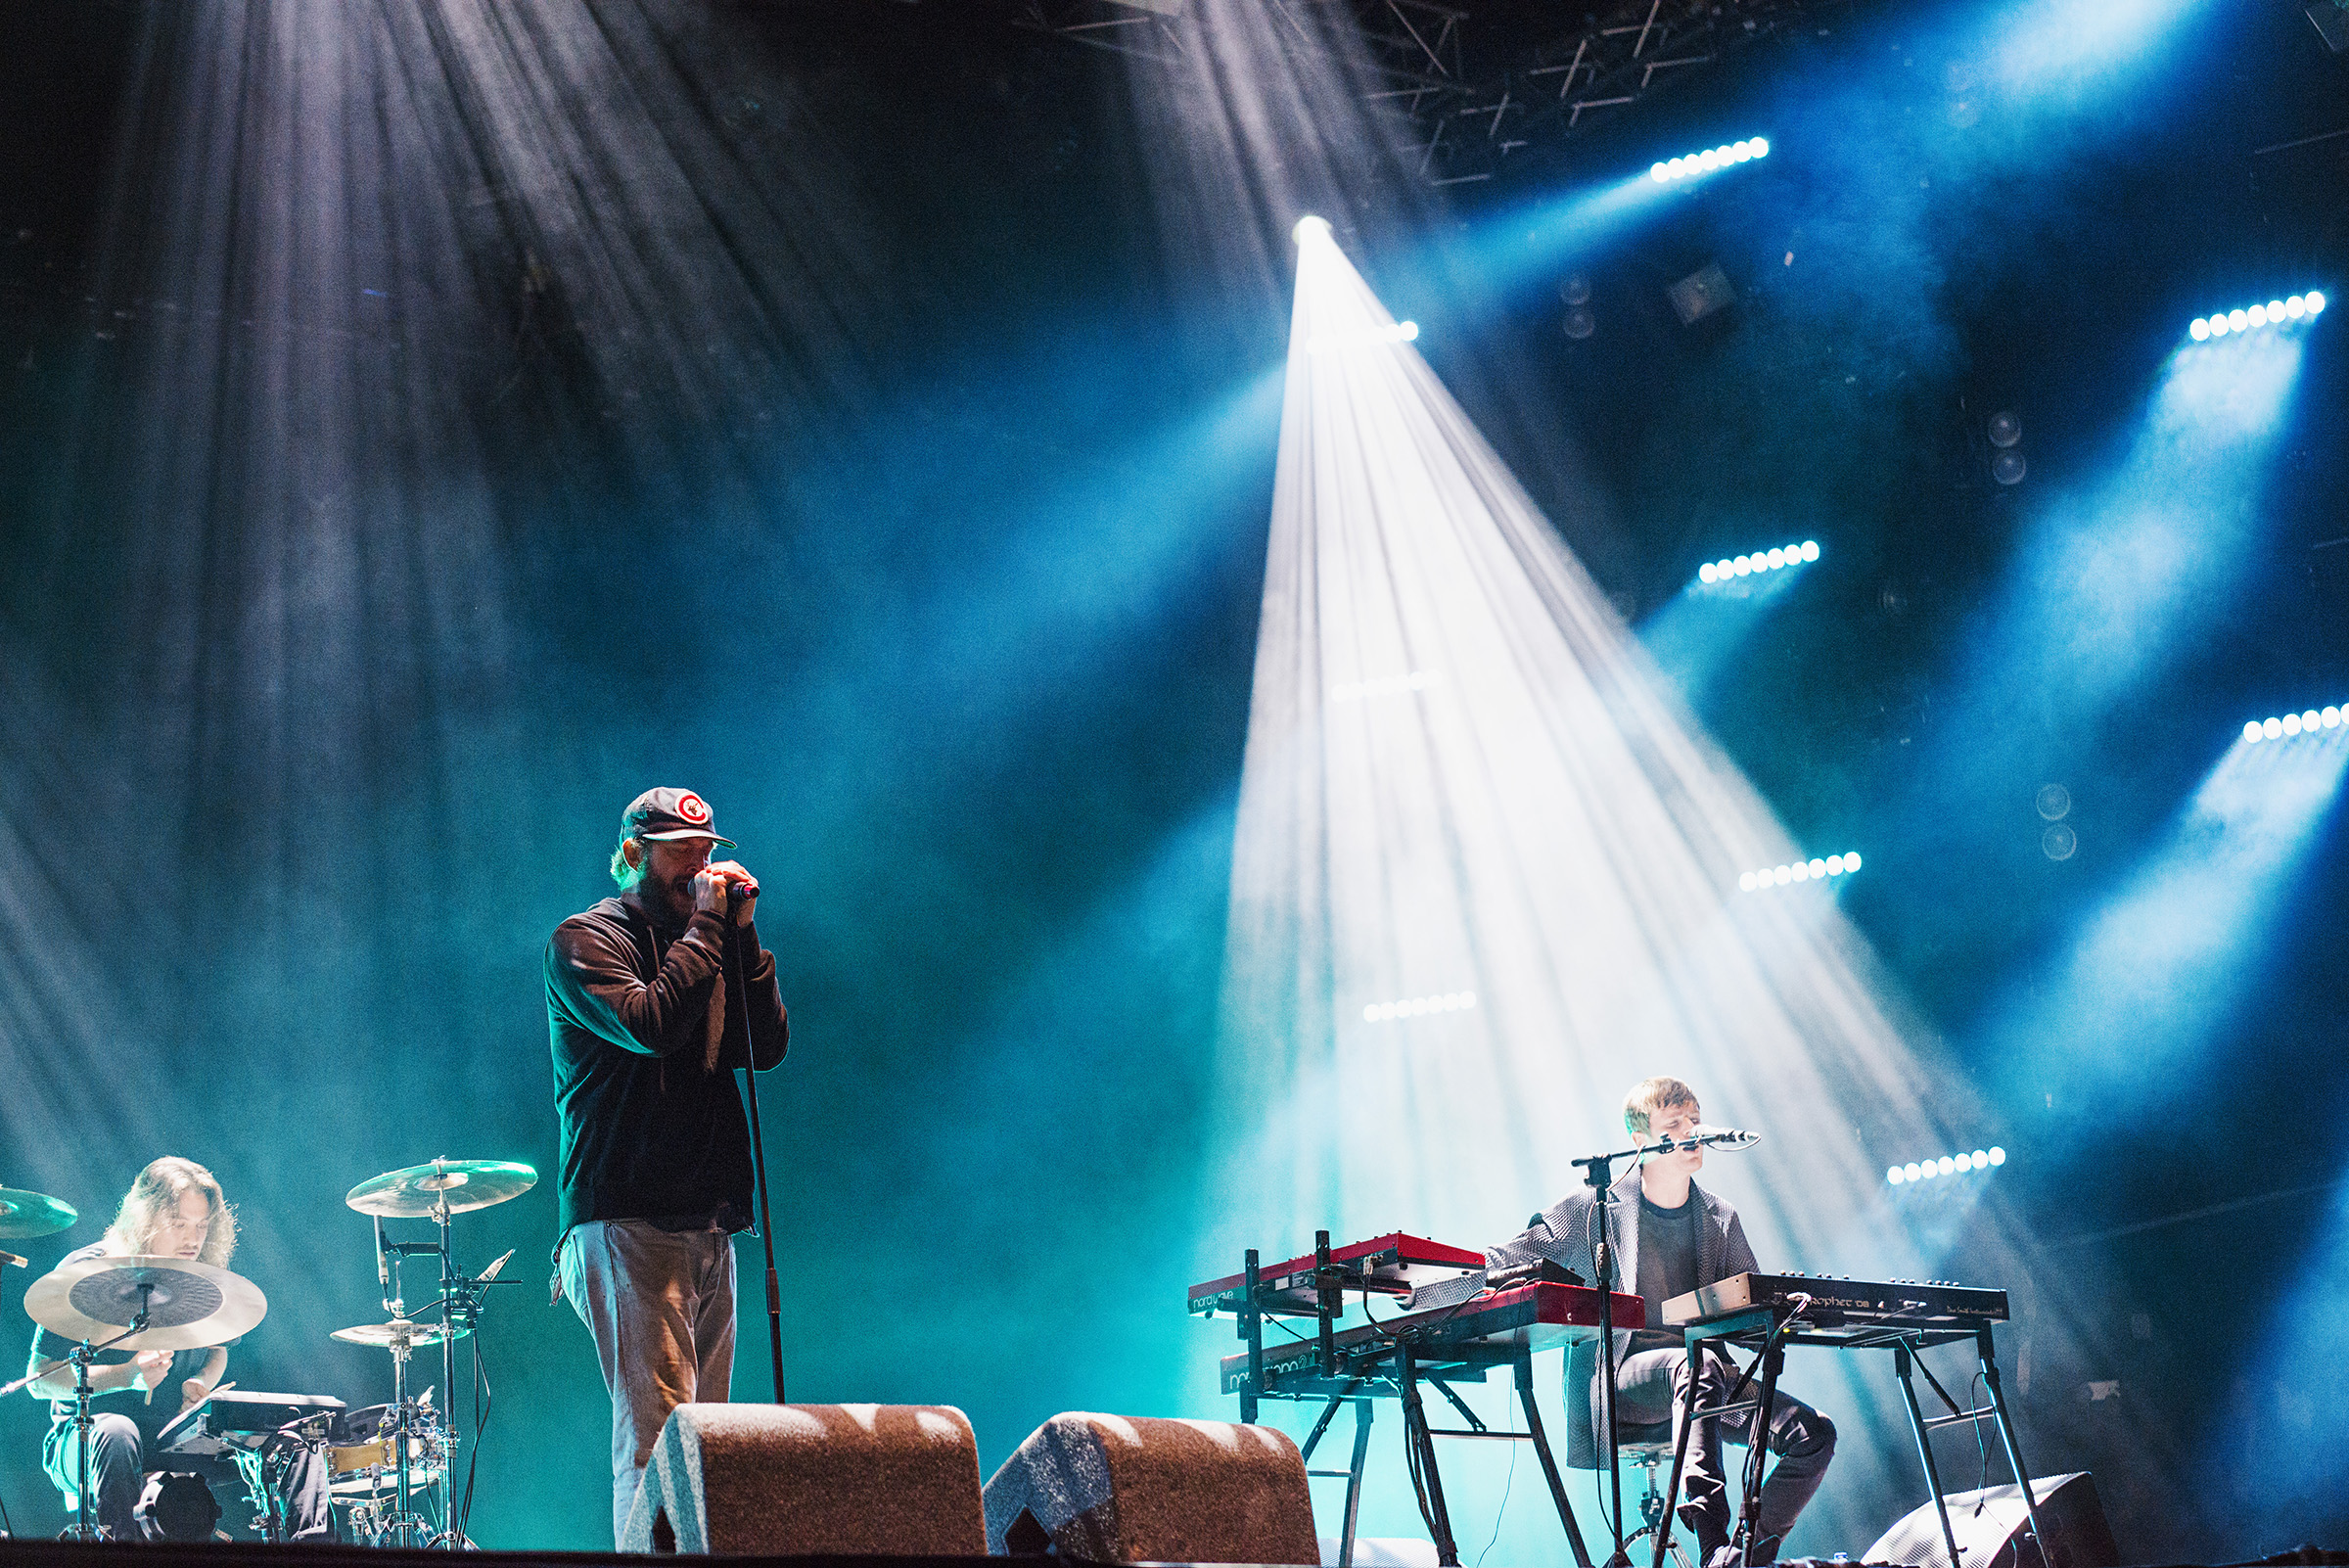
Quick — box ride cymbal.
[344,1159,537,1218]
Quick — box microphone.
[375,1216,390,1291]
[1691,1125,1761,1149]
[479,1248,516,1284]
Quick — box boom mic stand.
[726,904,787,1405]
[1570,1130,1752,1568]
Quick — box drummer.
[22,1158,236,1539]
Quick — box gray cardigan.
[1429,1167,1761,1356]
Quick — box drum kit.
[0,1159,535,1546]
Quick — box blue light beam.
[1985,726,2349,1114]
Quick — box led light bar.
[2242,705,2344,743]
[1331,670,1440,703]
[1887,1147,2005,1185]
[1739,852,1859,893]
[1650,138,1770,183]
[1697,539,1819,585]
[2189,292,2325,341]
[1362,991,1478,1023]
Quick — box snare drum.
[325,1404,446,1497]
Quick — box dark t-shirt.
[545,898,789,1237]
[26,1245,220,1450]
[1631,1191,1700,1355]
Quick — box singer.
[1482,1078,1835,1568]
[545,786,789,1545]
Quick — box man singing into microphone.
[1484,1077,1834,1568]
[546,787,788,1545]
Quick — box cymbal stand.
[424,1194,504,1549]
[62,1299,154,1541]
[369,1238,435,1547]
[434,1194,456,1545]
[379,1329,437,1546]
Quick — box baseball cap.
[621,787,737,848]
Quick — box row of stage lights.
[2188,293,2325,341]
[1697,539,1819,585]
[2243,705,2345,743]
[1887,1147,2005,1184]
[1739,853,1860,892]
[1650,138,1770,183]
[1362,991,1478,1024]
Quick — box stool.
[1567,1340,1695,1568]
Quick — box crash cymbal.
[0,1187,78,1241]
[329,1318,472,1350]
[344,1158,537,1219]
[25,1254,267,1351]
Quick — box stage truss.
[1011,0,1874,186]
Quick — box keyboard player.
[1481,1077,1836,1568]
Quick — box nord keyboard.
[1188,1231,1485,1317]
[1220,1279,1644,1396]
[1664,1271,2007,1328]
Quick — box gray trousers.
[560,1219,738,1545]
[1614,1348,1837,1563]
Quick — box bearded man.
[545,786,789,1545]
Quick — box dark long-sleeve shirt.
[546,897,788,1237]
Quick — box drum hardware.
[4,1255,269,1542]
[343,1157,535,1549]
[158,1389,347,1543]
[323,1315,443,1546]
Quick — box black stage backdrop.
[1,0,2345,1558]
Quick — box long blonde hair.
[102,1157,237,1267]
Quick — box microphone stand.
[1571,1131,1734,1567]
[1569,1148,1628,1563]
[727,908,787,1405]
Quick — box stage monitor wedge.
[1861,1472,2121,1568]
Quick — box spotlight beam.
[1209,222,2113,1551]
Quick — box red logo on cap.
[677,793,711,824]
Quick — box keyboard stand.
[1288,1338,1597,1568]
[1649,1308,2049,1568]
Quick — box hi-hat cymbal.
[344,1159,537,1218]
[330,1318,472,1350]
[25,1254,267,1351]
[0,1187,78,1241]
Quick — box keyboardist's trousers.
[1611,1348,1838,1562]
[560,1219,738,1545]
